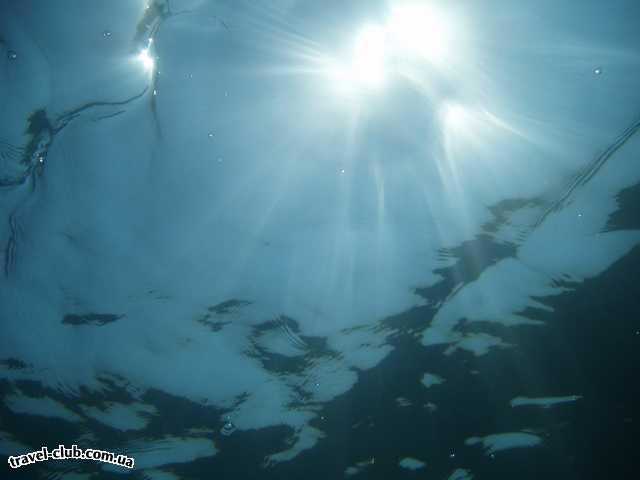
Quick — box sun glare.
[136,38,155,73]
[387,5,450,64]
[323,3,454,96]
[443,103,469,129]
[325,25,388,95]
[137,47,155,72]
[351,25,388,89]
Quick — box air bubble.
[220,421,236,436]
[8,50,17,60]
[103,30,112,38]
[594,67,602,75]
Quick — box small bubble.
[339,169,345,174]
[208,132,214,139]
[8,50,17,60]
[220,421,236,436]
[594,67,602,75]
[102,30,112,38]
[449,452,455,459]
[217,157,223,163]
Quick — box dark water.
[3,241,639,479]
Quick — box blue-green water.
[1,1,639,479]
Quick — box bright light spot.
[321,3,457,97]
[322,60,355,96]
[321,25,388,96]
[443,104,527,141]
[443,103,468,129]
[351,25,388,89]
[137,47,155,72]
[387,5,450,64]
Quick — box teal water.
[1,1,639,478]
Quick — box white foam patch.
[344,459,375,477]
[303,357,359,403]
[344,466,360,477]
[445,333,511,356]
[79,402,157,431]
[327,327,394,371]
[398,457,426,470]
[423,129,640,356]
[422,259,555,349]
[3,391,82,423]
[465,431,542,455]
[510,395,582,408]
[424,402,438,412]
[447,468,474,480]
[226,375,316,433]
[264,426,325,466]
[255,329,307,357]
[421,373,445,388]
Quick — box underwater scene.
[1,1,639,479]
